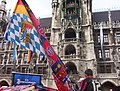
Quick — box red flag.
[0,87,3,91]
[53,74,70,91]
[21,0,68,84]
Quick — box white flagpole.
[100,23,104,59]
[13,42,17,71]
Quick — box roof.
[39,10,120,27]
[92,10,120,22]
[40,17,52,28]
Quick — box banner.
[12,72,42,86]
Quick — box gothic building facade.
[0,0,120,91]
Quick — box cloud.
[93,0,120,12]
[6,0,52,18]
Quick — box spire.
[0,0,7,19]
[2,0,6,3]
[0,0,6,10]
[7,9,11,21]
[0,0,7,32]
[52,0,59,8]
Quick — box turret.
[51,0,61,28]
[0,0,7,32]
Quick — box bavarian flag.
[4,0,45,56]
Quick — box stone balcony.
[60,38,79,43]
[59,38,84,46]
[0,74,12,79]
[93,21,120,29]
[61,54,80,60]
[97,73,118,79]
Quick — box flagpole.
[12,42,17,72]
[108,9,114,44]
[100,22,104,60]
[13,59,16,72]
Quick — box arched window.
[65,62,78,74]
[65,28,76,39]
[65,44,76,55]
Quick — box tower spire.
[0,0,7,32]
[0,0,6,10]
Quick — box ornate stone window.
[98,49,110,61]
[22,67,27,73]
[0,54,4,64]
[97,35,100,43]
[103,34,109,44]
[98,49,102,59]
[116,33,120,43]
[105,49,110,59]
[63,0,80,19]
[64,44,76,59]
[6,67,12,74]
[98,64,112,73]
[24,53,28,64]
[65,28,76,39]
[118,48,120,60]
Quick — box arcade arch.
[101,81,116,91]
[65,62,78,74]
[0,80,9,87]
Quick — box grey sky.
[4,0,120,18]
[93,0,120,12]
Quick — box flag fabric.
[100,23,104,59]
[27,50,32,63]
[21,0,69,85]
[36,85,58,91]
[0,85,29,91]
[4,0,45,56]
[13,42,17,63]
[53,73,70,91]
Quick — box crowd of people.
[1,69,120,91]
[72,69,120,91]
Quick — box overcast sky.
[3,0,120,18]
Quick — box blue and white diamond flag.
[4,13,45,55]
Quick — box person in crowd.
[79,69,94,91]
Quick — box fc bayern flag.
[21,0,68,84]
